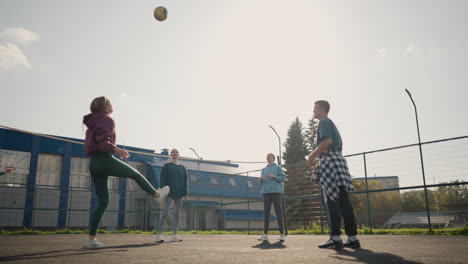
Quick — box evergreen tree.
[283,117,309,165]
[305,117,319,151]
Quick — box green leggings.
[88,152,156,236]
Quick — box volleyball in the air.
[154,6,168,21]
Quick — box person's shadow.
[252,240,287,249]
[0,243,160,262]
[332,248,422,264]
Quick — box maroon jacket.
[83,112,116,156]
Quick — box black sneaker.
[344,239,361,249]
[318,239,344,249]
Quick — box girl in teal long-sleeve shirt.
[156,148,188,243]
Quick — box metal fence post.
[220,174,224,231]
[319,187,324,234]
[363,153,372,231]
[32,184,37,228]
[197,180,200,231]
[67,187,72,228]
[247,172,250,235]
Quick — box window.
[209,176,218,185]
[189,175,198,183]
[247,180,254,188]
[228,178,237,187]
[0,150,30,187]
[108,177,120,192]
[36,154,62,187]
[109,161,145,193]
[70,157,91,190]
[128,161,146,175]
[123,161,147,192]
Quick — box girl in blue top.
[259,153,286,242]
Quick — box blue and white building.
[0,127,279,231]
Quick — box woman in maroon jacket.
[82,96,169,249]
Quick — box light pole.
[268,124,288,235]
[269,125,282,165]
[405,89,432,232]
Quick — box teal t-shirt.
[160,162,188,198]
[317,117,343,150]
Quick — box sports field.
[1,234,467,264]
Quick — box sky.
[1,0,468,178]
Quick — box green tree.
[305,117,319,151]
[434,181,468,211]
[400,181,467,213]
[401,190,427,212]
[283,117,309,165]
[351,180,401,227]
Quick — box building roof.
[383,212,458,226]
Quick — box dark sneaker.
[344,239,361,249]
[318,239,344,249]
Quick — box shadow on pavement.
[331,248,422,264]
[0,243,160,262]
[252,240,287,250]
[100,242,161,249]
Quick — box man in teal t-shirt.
[317,117,342,151]
[306,100,359,250]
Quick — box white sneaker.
[258,234,268,241]
[155,234,164,243]
[83,239,102,249]
[155,186,170,201]
[171,234,182,242]
[279,233,286,241]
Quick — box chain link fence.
[1,136,467,232]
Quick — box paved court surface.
[0,234,467,264]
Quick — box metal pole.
[363,153,372,231]
[195,164,199,231]
[279,192,288,236]
[269,125,288,235]
[189,147,201,231]
[197,180,200,231]
[247,172,250,235]
[67,187,72,228]
[319,187,324,234]
[32,184,37,228]
[220,174,224,231]
[405,89,432,232]
[269,125,282,165]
